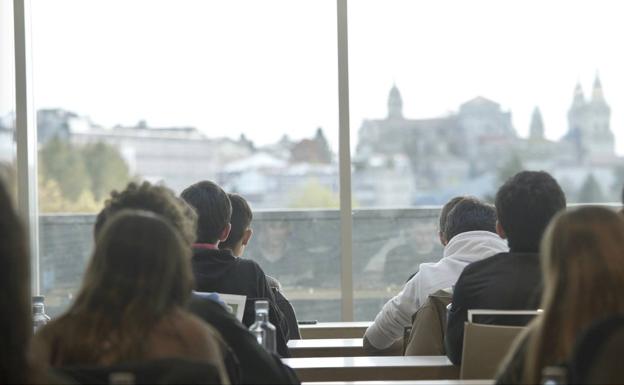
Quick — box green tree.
[39,137,90,201]
[577,173,605,203]
[289,178,339,209]
[82,142,130,200]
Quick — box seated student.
[0,179,47,384]
[364,197,508,353]
[219,193,301,339]
[445,171,566,365]
[181,181,290,357]
[93,182,299,384]
[496,207,624,384]
[33,210,229,383]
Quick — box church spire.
[572,81,585,108]
[592,72,606,103]
[387,84,403,119]
[529,106,545,141]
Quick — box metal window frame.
[336,0,354,321]
[13,0,39,295]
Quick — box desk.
[303,381,492,385]
[288,338,364,357]
[299,322,372,339]
[283,356,459,382]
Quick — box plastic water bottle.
[249,300,276,353]
[32,295,51,333]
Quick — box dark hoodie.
[192,248,291,357]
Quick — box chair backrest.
[56,358,222,385]
[460,309,541,380]
[404,289,452,356]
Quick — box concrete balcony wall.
[39,208,445,321]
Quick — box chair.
[460,309,541,379]
[404,289,452,356]
[55,358,223,385]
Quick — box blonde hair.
[522,206,624,383]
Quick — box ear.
[496,220,507,239]
[219,223,232,242]
[241,228,253,246]
[438,231,448,246]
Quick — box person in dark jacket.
[181,180,291,357]
[219,193,301,339]
[94,181,299,383]
[444,171,566,365]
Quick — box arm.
[444,272,470,365]
[364,273,424,350]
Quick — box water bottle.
[249,300,276,353]
[32,295,51,333]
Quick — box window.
[0,0,16,194]
[11,0,623,321]
[31,0,341,319]
[349,0,624,319]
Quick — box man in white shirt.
[364,197,508,352]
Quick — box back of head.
[95,181,197,246]
[569,316,624,384]
[220,193,252,250]
[443,197,497,242]
[495,171,566,252]
[181,181,231,244]
[58,210,194,364]
[523,207,624,383]
[438,196,465,233]
[0,179,31,383]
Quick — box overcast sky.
[2,0,623,154]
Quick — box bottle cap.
[32,295,45,303]
[255,300,269,312]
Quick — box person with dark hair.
[181,181,291,358]
[220,193,301,339]
[0,178,42,384]
[363,197,507,353]
[94,182,300,384]
[445,171,566,365]
[495,207,624,384]
[33,210,229,382]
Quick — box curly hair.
[94,182,198,246]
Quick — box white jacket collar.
[443,230,508,263]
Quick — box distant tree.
[496,152,524,186]
[82,142,130,200]
[577,173,605,203]
[39,137,90,201]
[611,164,624,203]
[38,138,130,212]
[289,178,339,209]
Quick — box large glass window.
[32,0,340,319]
[349,0,624,320]
[0,0,16,195]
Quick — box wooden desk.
[299,322,372,339]
[288,338,365,357]
[303,381,492,385]
[283,356,459,382]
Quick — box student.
[93,181,299,384]
[0,179,44,384]
[364,197,508,352]
[219,193,301,339]
[496,207,624,384]
[445,171,566,365]
[181,181,290,357]
[33,210,229,383]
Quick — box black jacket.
[188,295,300,384]
[192,248,290,357]
[444,252,542,365]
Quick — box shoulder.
[462,251,508,275]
